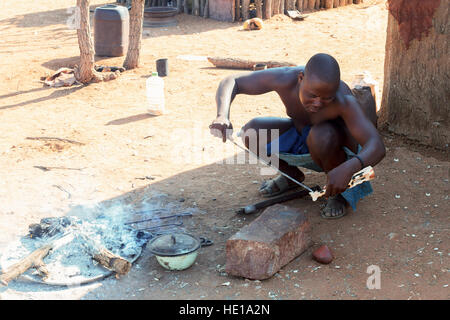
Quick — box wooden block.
[225,204,312,280]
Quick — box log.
[207,57,297,69]
[0,244,51,285]
[264,0,272,19]
[325,0,333,9]
[255,0,263,18]
[242,0,250,20]
[0,233,75,285]
[77,232,131,276]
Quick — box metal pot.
[148,232,210,271]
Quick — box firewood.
[207,57,296,70]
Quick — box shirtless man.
[209,53,385,218]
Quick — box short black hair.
[304,53,341,86]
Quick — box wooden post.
[353,0,362,4]
[296,0,303,11]
[184,0,189,13]
[286,0,295,11]
[236,0,241,21]
[280,0,285,14]
[193,0,200,15]
[315,0,320,9]
[272,0,279,15]
[325,0,333,9]
[339,0,346,6]
[177,0,182,12]
[347,0,353,4]
[308,0,315,10]
[333,0,339,7]
[264,0,272,19]
[242,0,250,20]
[256,0,263,18]
[203,0,209,17]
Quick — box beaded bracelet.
[353,155,365,169]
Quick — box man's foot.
[320,194,348,219]
[259,174,301,198]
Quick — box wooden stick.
[26,136,85,145]
[207,57,296,69]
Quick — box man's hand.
[323,162,355,198]
[209,117,233,142]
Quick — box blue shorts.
[266,125,372,211]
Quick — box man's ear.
[298,71,304,82]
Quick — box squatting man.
[210,53,385,219]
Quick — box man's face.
[299,74,338,113]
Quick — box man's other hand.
[209,117,233,142]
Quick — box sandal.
[320,194,348,219]
[259,175,299,198]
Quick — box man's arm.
[324,95,385,197]
[215,67,294,118]
[211,67,297,141]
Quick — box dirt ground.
[0,0,448,300]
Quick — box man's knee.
[307,123,342,157]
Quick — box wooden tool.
[309,166,375,201]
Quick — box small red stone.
[312,245,334,264]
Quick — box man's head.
[298,53,341,113]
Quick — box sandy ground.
[0,0,448,300]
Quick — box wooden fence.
[116,0,363,21]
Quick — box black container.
[94,4,129,57]
[156,58,169,77]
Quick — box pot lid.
[148,232,200,257]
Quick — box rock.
[312,245,334,264]
[225,204,311,280]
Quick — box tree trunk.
[380,0,449,150]
[74,0,96,83]
[123,0,145,69]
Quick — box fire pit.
[143,6,178,28]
